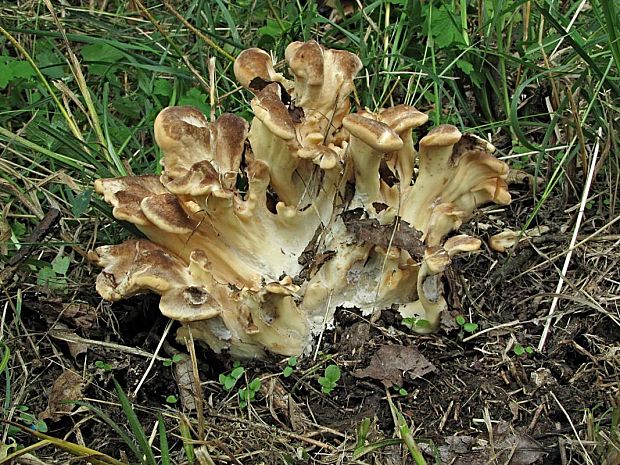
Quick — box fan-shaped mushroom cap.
[141,193,198,235]
[444,235,482,256]
[94,175,166,226]
[286,40,324,87]
[343,114,403,152]
[251,83,296,141]
[234,48,282,90]
[155,107,248,196]
[89,240,221,322]
[379,105,429,134]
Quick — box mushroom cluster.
[89,41,510,358]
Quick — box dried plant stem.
[550,391,594,465]
[538,128,602,351]
[132,319,173,398]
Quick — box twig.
[538,127,602,352]
[538,128,603,352]
[0,207,60,286]
[462,319,522,342]
[550,391,594,465]
[49,327,167,361]
[132,319,173,398]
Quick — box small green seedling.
[318,364,341,394]
[219,361,245,391]
[402,318,431,332]
[95,360,113,371]
[165,395,178,404]
[238,378,261,408]
[513,343,534,356]
[282,356,297,377]
[455,315,478,333]
[11,406,48,433]
[163,354,183,367]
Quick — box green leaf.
[11,221,26,238]
[35,419,48,433]
[463,322,478,333]
[288,356,298,367]
[165,395,178,404]
[37,266,67,290]
[11,61,36,80]
[455,315,466,326]
[324,364,341,382]
[178,88,210,115]
[258,18,291,38]
[52,255,70,275]
[37,48,66,79]
[0,56,36,89]
[224,377,236,391]
[71,189,93,217]
[513,344,525,356]
[231,366,245,379]
[426,6,464,49]
[319,379,334,394]
[249,378,261,391]
[81,43,124,76]
[114,96,141,120]
[283,366,293,377]
[154,78,173,97]
[456,59,474,75]
[413,319,431,330]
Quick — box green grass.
[0,0,618,463]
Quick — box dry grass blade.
[0,420,126,465]
[538,127,603,351]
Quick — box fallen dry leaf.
[62,302,97,329]
[342,209,425,259]
[431,422,546,465]
[67,340,89,359]
[492,421,546,465]
[261,376,309,432]
[39,369,83,421]
[353,345,435,387]
[173,353,197,411]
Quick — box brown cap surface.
[234,48,276,89]
[380,105,428,133]
[343,114,403,152]
[420,124,462,147]
[94,175,166,226]
[141,193,198,234]
[252,84,296,140]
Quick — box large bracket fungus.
[89,41,511,358]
